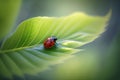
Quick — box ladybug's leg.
[54,42,59,47]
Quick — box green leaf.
[0,12,110,79]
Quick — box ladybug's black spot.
[51,41,54,44]
[49,44,52,47]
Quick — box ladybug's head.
[51,36,57,42]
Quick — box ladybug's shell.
[44,38,55,48]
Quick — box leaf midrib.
[0,44,41,53]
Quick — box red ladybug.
[44,36,57,48]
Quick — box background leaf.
[0,0,21,40]
[0,12,110,79]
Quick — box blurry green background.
[1,0,120,80]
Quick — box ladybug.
[44,36,57,49]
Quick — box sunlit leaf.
[0,12,110,79]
